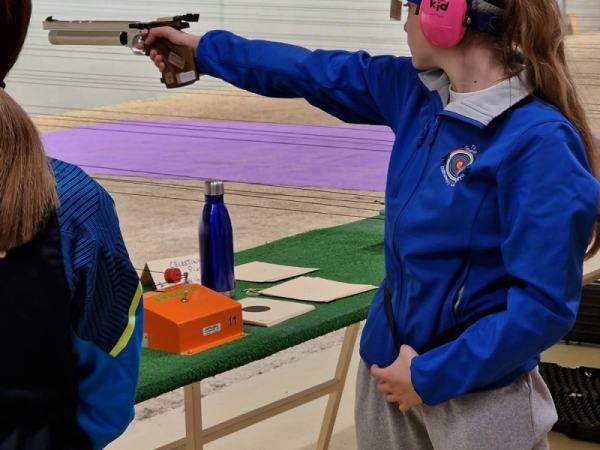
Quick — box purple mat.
[42,121,394,192]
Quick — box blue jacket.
[0,158,142,450]
[194,31,599,405]
[54,159,143,449]
[0,159,143,450]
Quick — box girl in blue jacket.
[144,0,600,448]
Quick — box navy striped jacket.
[0,158,143,450]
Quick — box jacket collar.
[417,69,532,127]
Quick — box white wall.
[7,0,598,118]
[565,0,600,32]
[6,0,410,116]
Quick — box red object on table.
[164,267,182,284]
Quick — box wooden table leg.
[155,323,361,450]
[184,382,203,450]
[316,322,360,450]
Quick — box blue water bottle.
[199,180,235,298]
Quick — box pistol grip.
[148,38,199,89]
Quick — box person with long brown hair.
[142,0,598,447]
[0,1,143,449]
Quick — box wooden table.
[142,220,600,450]
[135,218,384,450]
[156,322,360,450]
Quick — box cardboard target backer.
[140,253,201,288]
[237,297,315,327]
[234,261,319,283]
[258,276,378,303]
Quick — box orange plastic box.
[143,282,245,355]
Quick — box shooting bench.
[135,218,600,449]
[136,218,384,450]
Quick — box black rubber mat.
[539,362,600,443]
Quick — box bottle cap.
[204,180,225,196]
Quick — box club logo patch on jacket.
[441,145,477,186]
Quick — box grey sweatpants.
[355,361,558,450]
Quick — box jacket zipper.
[417,122,430,149]
[392,114,443,338]
[429,117,441,147]
[392,115,441,223]
[390,121,431,199]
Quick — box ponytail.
[0,88,59,252]
[482,0,600,259]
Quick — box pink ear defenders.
[390,0,503,48]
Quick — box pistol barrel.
[43,19,138,32]
[48,30,126,46]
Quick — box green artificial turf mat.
[136,217,384,403]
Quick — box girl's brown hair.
[0,0,59,252]
[477,0,600,259]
